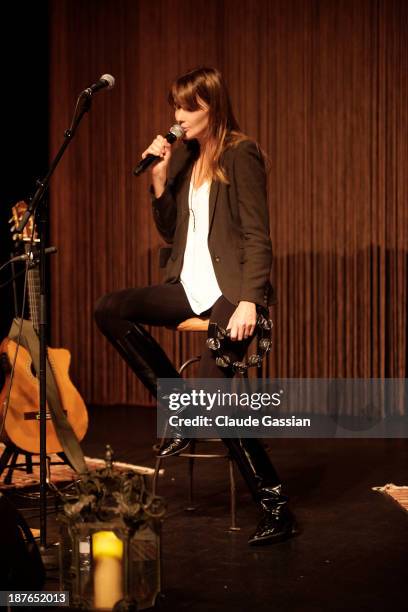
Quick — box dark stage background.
[0,3,49,340]
[1,1,407,407]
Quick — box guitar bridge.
[24,410,67,421]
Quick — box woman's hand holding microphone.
[141,135,172,198]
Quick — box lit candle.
[92,530,124,609]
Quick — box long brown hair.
[168,67,248,183]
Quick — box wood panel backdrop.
[49,0,408,406]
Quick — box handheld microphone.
[133,124,185,176]
[84,74,115,96]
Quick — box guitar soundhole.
[30,362,37,377]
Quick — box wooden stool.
[153,317,239,531]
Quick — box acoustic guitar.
[0,201,88,454]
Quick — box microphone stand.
[16,89,94,553]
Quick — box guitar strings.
[28,261,40,333]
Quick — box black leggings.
[94,282,281,500]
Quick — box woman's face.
[174,99,209,142]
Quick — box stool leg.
[152,456,162,497]
[179,356,201,376]
[152,414,170,496]
[46,455,51,484]
[4,451,19,485]
[0,445,14,478]
[25,453,33,474]
[186,440,196,511]
[228,456,240,531]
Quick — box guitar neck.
[10,202,41,335]
[27,261,40,335]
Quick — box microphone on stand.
[9,247,57,264]
[83,74,115,96]
[133,124,185,176]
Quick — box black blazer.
[151,138,275,308]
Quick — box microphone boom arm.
[16,90,92,233]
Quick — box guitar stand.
[0,443,73,486]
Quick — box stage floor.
[12,405,408,611]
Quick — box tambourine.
[206,312,273,374]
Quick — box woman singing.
[95,67,295,545]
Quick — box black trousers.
[95,282,281,501]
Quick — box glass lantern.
[58,447,165,610]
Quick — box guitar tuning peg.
[9,225,16,233]
[12,234,19,241]
[8,217,14,224]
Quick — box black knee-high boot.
[95,302,178,397]
[222,438,281,497]
[95,306,192,454]
[117,323,178,396]
[223,438,296,545]
[122,325,193,454]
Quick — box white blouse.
[180,180,222,314]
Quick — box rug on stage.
[373,483,408,513]
[0,446,158,491]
